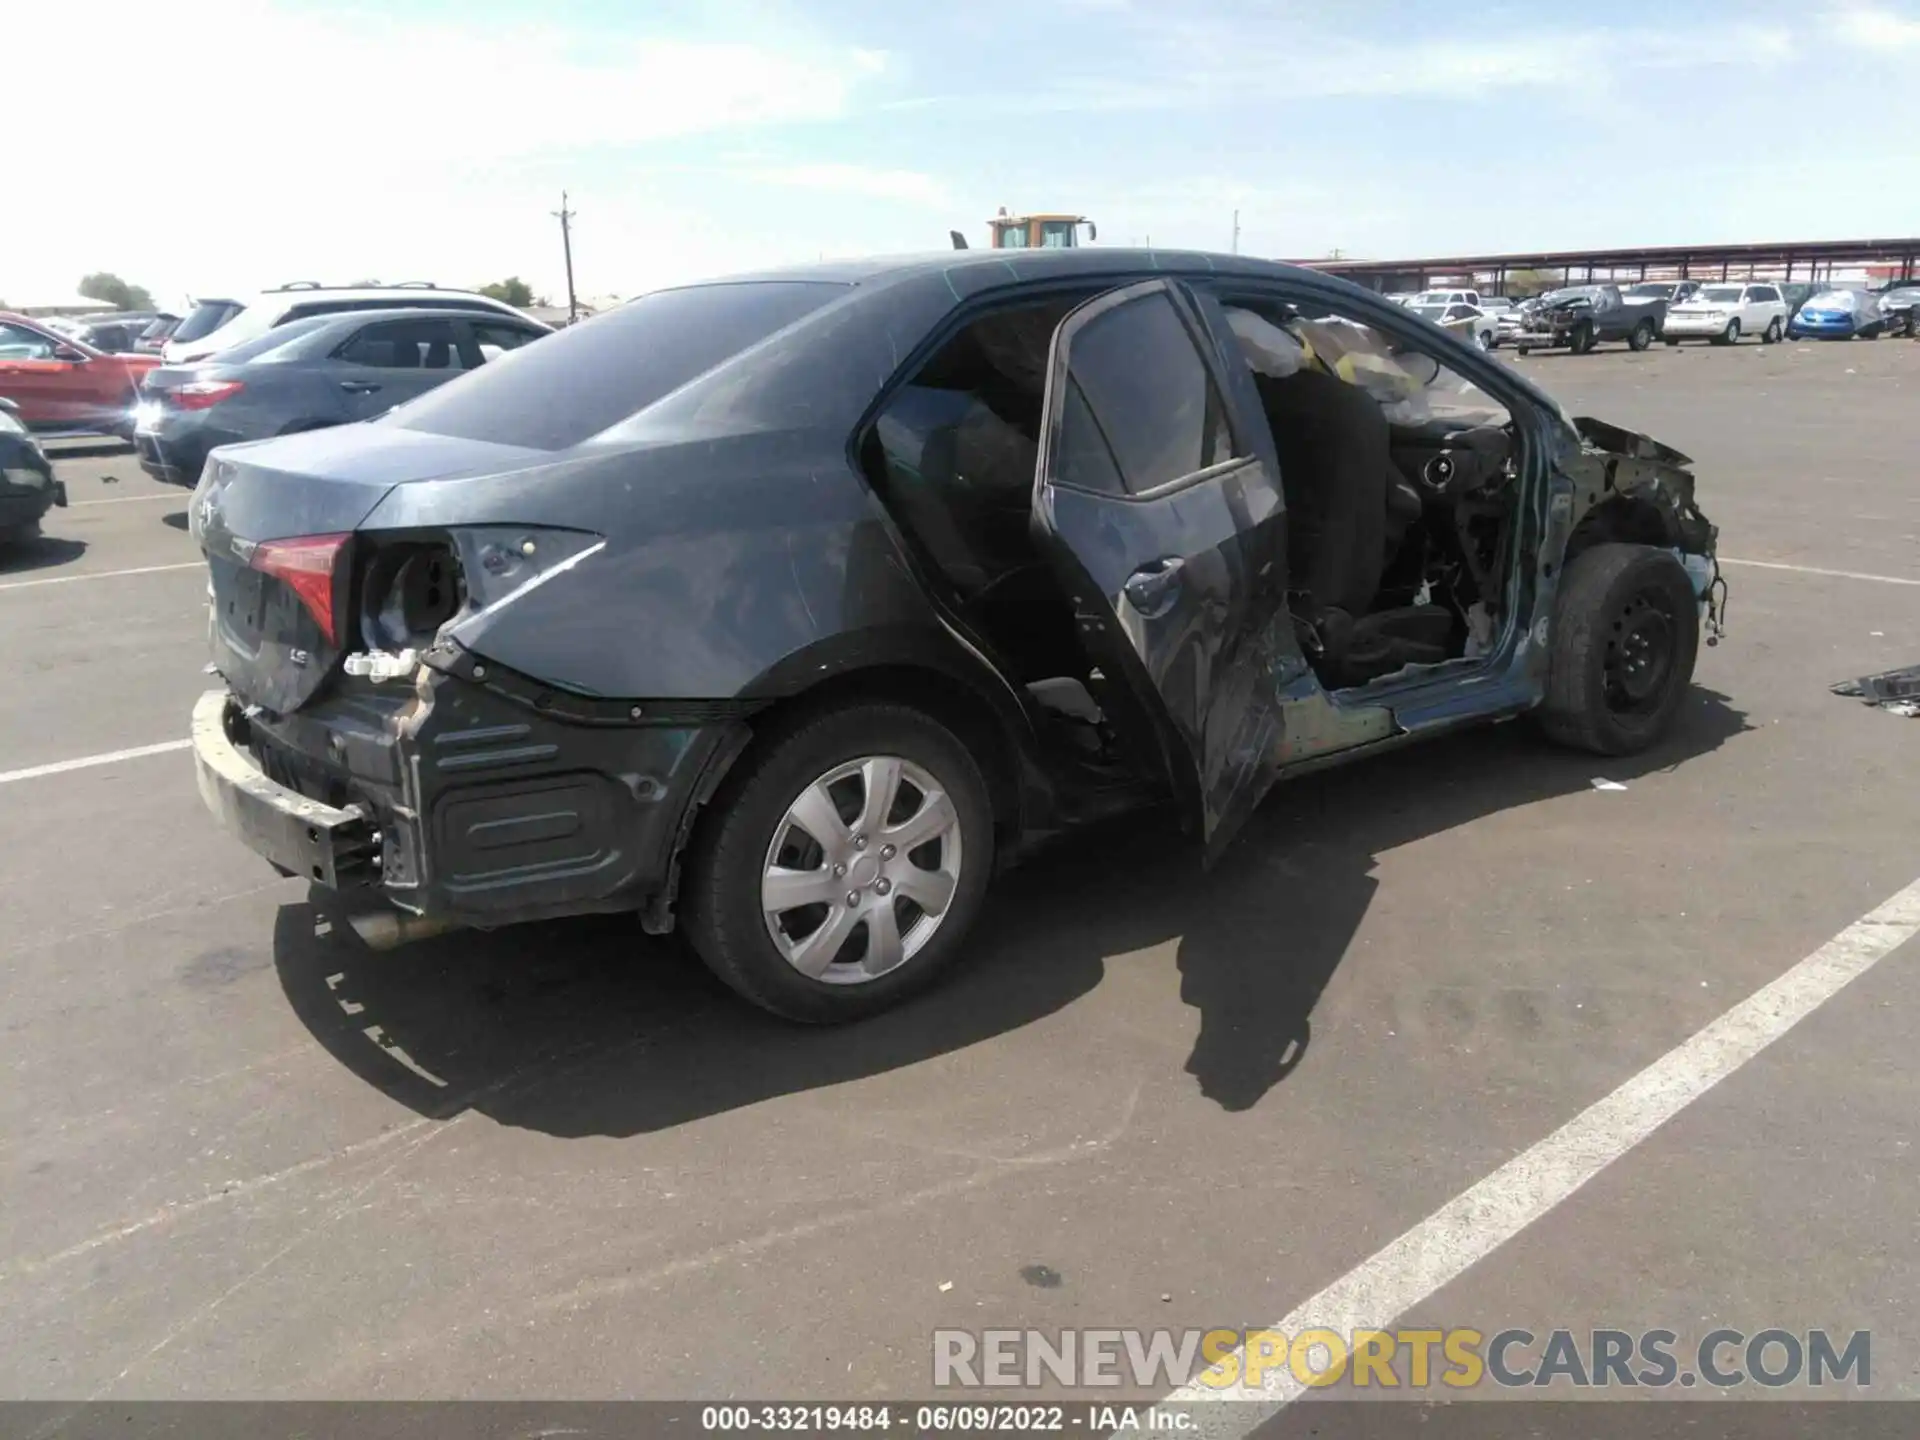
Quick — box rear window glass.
[172,300,243,343]
[392,281,845,450]
[210,314,335,363]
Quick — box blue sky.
[12,0,1918,306]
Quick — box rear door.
[1029,278,1297,859]
[327,317,468,419]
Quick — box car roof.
[293,305,548,331]
[258,284,501,303]
[702,247,1329,291]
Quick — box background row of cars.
[0,282,553,539]
[0,282,551,482]
[1391,277,1919,354]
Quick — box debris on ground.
[1590,778,1629,791]
[1833,663,1920,717]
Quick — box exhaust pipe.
[347,909,465,951]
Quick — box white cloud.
[944,13,1796,109]
[1832,4,1920,46]
[3,0,896,302]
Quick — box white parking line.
[0,739,191,786]
[1720,557,1920,587]
[1169,873,1920,1431]
[67,493,183,507]
[0,562,200,592]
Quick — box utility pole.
[553,191,579,324]
[1232,210,1240,255]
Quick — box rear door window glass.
[336,318,465,370]
[1065,292,1235,495]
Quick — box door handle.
[1123,556,1186,618]
[339,380,381,394]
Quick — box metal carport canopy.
[1292,236,1920,289]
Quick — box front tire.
[1711,319,1740,346]
[1537,543,1700,756]
[1571,321,1596,355]
[681,702,995,1022]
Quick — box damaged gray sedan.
[188,250,1724,1022]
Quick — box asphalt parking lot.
[3,336,1918,1412]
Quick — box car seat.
[1253,367,1454,687]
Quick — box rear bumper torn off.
[191,689,378,888]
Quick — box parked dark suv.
[189,250,1723,1022]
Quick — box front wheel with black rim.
[1627,319,1655,352]
[680,702,995,1022]
[1536,542,1700,756]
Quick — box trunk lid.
[195,424,542,713]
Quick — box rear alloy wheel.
[1475,327,1493,351]
[681,703,994,1022]
[1762,317,1783,344]
[1537,542,1700,756]
[1627,319,1655,352]
[1712,318,1741,346]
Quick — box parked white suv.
[162,283,538,364]
[1410,288,1481,309]
[1660,282,1789,346]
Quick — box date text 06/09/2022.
[699,1403,1191,1433]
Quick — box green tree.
[479,276,534,307]
[78,272,156,312]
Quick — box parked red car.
[0,312,160,436]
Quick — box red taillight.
[175,379,245,410]
[251,533,349,644]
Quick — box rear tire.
[1627,319,1655,352]
[1762,317,1783,344]
[1664,336,1681,346]
[1536,543,1700,757]
[681,702,995,1023]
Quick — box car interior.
[860,287,1520,762]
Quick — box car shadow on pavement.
[273,688,1749,1138]
[161,510,190,531]
[0,533,87,576]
